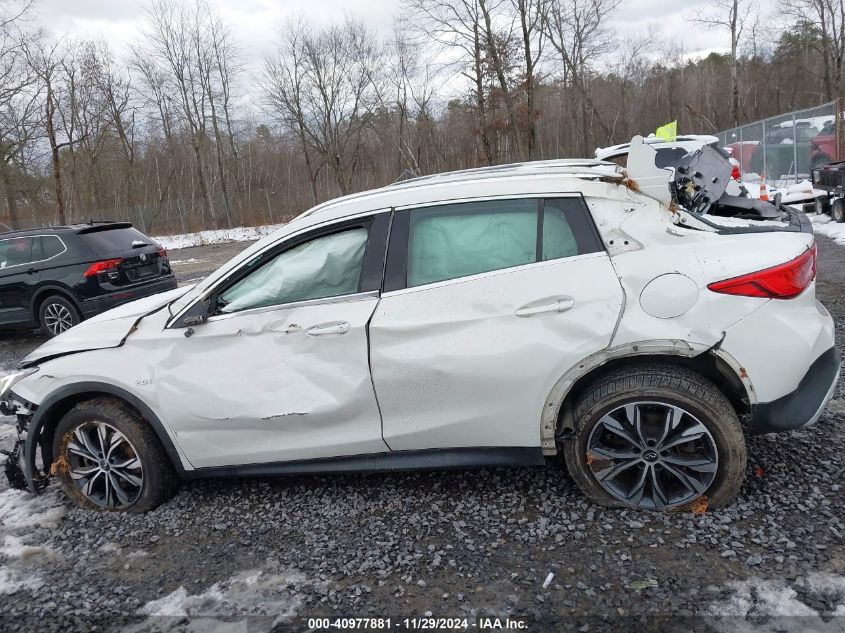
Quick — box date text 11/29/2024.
[306,617,530,631]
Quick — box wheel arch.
[30,284,82,320]
[541,342,754,455]
[23,381,188,491]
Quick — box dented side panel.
[370,253,624,450]
[154,296,387,468]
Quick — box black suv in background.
[0,222,177,337]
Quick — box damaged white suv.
[0,138,838,513]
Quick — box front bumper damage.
[0,399,48,494]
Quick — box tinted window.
[0,237,34,269]
[219,228,368,313]
[80,227,152,254]
[40,235,65,259]
[408,199,538,287]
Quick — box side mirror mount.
[175,299,210,329]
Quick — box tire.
[832,199,845,223]
[815,196,831,216]
[51,398,177,513]
[38,294,80,337]
[563,363,746,511]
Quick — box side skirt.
[184,447,547,480]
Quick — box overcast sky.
[35,0,781,77]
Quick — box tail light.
[707,244,816,299]
[731,165,741,180]
[158,248,168,259]
[83,258,123,277]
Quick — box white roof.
[300,159,624,224]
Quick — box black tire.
[38,294,80,337]
[815,195,831,216]
[832,199,845,223]
[563,363,746,511]
[52,398,177,513]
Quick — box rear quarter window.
[40,235,66,259]
[79,227,153,255]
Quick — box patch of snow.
[0,488,66,530]
[127,550,149,559]
[809,211,845,246]
[0,566,41,595]
[134,570,306,633]
[169,258,205,265]
[0,534,53,560]
[98,541,122,554]
[741,178,824,204]
[154,224,285,251]
[708,573,845,633]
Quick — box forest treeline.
[0,0,838,233]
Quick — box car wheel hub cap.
[65,422,142,510]
[586,401,718,510]
[44,303,73,335]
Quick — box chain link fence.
[716,101,840,189]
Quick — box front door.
[156,219,390,468]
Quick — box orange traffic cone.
[759,175,769,202]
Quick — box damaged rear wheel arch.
[552,352,753,445]
[25,383,188,489]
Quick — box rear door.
[370,197,624,451]
[0,236,41,325]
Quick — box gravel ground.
[0,235,841,632]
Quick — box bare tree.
[135,0,219,228]
[692,0,756,126]
[263,17,383,196]
[404,0,497,164]
[543,0,619,154]
[0,0,37,228]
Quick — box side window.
[542,199,603,261]
[0,237,34,270]
[40,236,65,260]
[407,199,538,287]
[218,227,368,313]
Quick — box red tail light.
[731,165,741,180]
[157,248,168,259]
[707,244,816,299]
[83,258,123,277]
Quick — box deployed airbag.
[220,228,367,312]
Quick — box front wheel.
[52,398,177,513]
[564,363,746,511]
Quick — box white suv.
[0,139,838,513]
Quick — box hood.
[22,285,192,367]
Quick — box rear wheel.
[832,199,845,223]
[564,363,746,511]
[38,295,80,337]
[815,196,831,216]
[52,398,177,513]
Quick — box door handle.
[515,297,576,317]
[26,268,37,275]
[306,321,351,336]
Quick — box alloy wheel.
[586,401,718,510]
[65,422,143,510]
[44,302,74,335]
